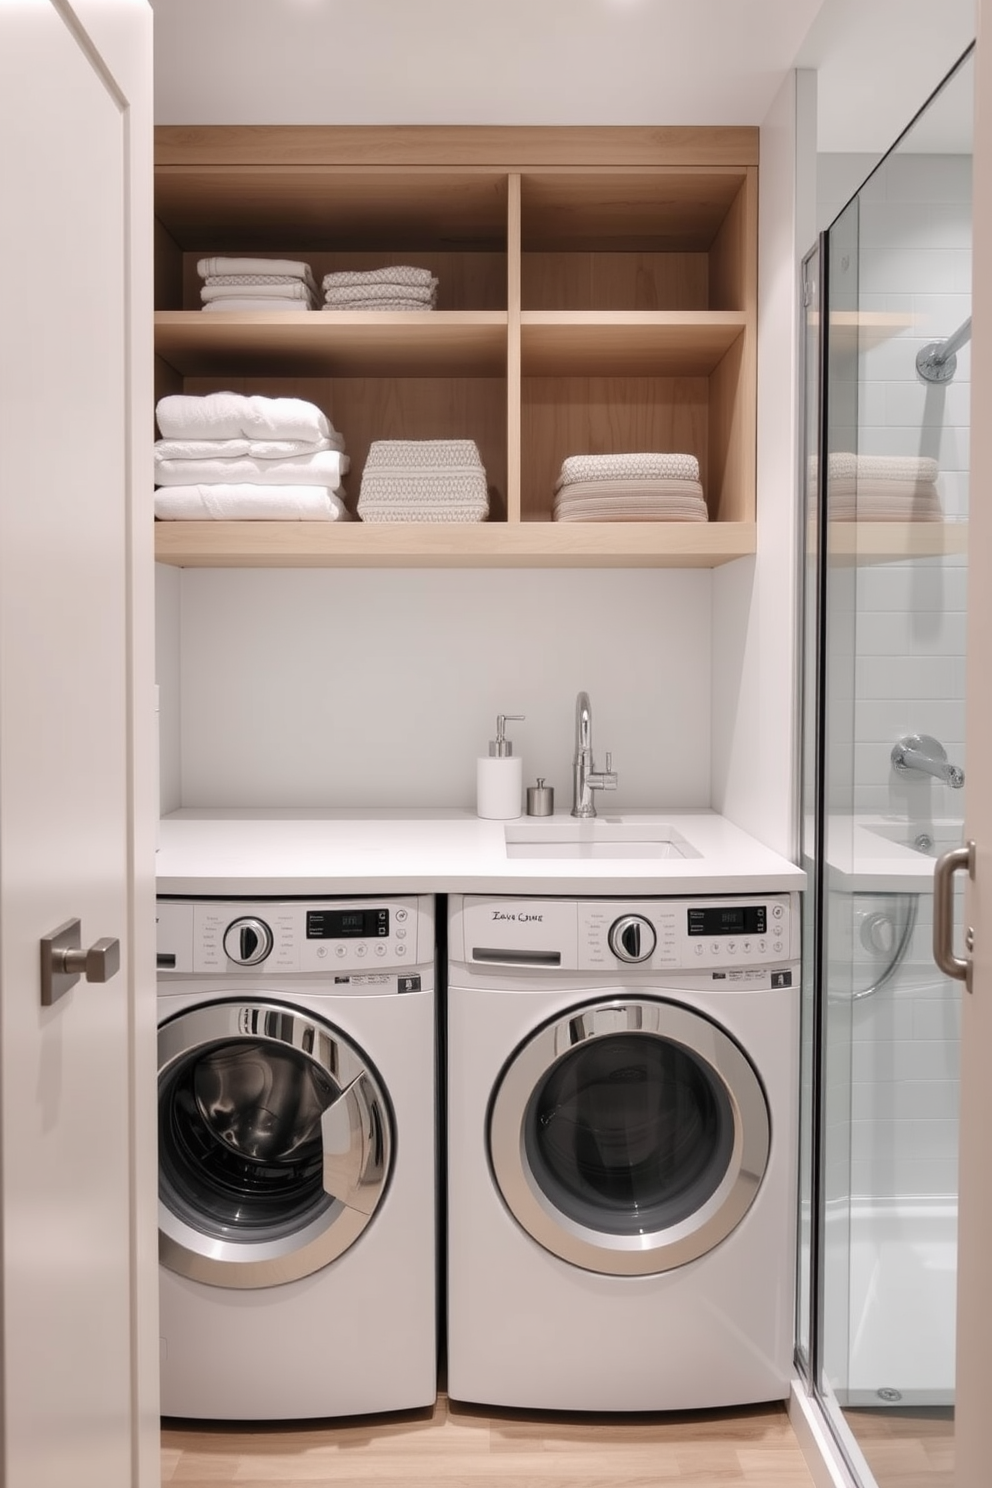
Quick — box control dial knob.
[608,914,657,964]
[223,916,274,966]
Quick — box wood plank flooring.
[162,1393,818,1487]
[844,1407,954,1488]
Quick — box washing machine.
[446,892,800,1411]
[156,894,437,1420]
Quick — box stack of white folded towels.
[357,439,489,523]
[154,392,350,521]
[552,453,708,522]
[322,266,438,312]
[821,453,943,521]
[196,257,319,313]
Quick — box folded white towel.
[555,453,700,490]
[322,266,436,291]
[201,281,315,304]
[197,257,317,294]
[155,449,349,489]
[201,298,313,313]
[154,485,351,521]
[156,393,336,445]
[155,436,337,462]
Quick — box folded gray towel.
[322,265,437,290]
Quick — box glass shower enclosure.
[798,46,972,1488]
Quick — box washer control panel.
[580,896,794,970]
[156,896,429,975]
[456,894,798,973]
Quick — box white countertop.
[157,808,805,897]
[822,815,956,893]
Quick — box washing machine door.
[488,998,769,1276]
[158,999,392,1288]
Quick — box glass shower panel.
[806,44,972,1488]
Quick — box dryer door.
[158,999,392,1288]
[488,998,769,1276]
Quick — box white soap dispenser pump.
[476,713,525,821]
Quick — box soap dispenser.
[477,713,525,820]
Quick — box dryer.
[156,894,436,1420]
[446,892,799,1411]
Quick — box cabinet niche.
[154,127,758,568]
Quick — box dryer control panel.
[454,894,798,973]
[156,896,431,975]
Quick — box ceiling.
[151,0,975,154]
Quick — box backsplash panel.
[166,567,713,811]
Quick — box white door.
[0,3,157,1486]
[955,5,992,1481]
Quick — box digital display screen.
[306,908,389,940]
[687,905,766,936]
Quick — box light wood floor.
[844,1407,954,1488]
[161,1393,818,1487]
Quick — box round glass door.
[159,999,392,1288]
[488,999,769,1275]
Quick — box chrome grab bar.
[933,840,975,990]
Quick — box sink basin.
[504,819,700,860]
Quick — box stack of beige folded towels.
[196,257,319,312]
[552,453,708,522]
[322,266,438,312]
[154,392,350,520]
[357,439,489,523]
[822,453,943,521]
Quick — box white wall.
[163,566,712,811]
[711,68,816,856]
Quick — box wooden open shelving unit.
[153,126,760,568]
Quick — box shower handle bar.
[932,839,975,990]
[916,315,972,384]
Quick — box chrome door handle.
[40,918,121,1006]
[933,841,975,990]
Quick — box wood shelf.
[520,313,746,376]
[154,126,759,569]
[824,521,968,563]
[154,520,757,568]
[155,311,508,377]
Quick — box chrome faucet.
[571,691,618,817]
[891,733,965,789]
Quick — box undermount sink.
[504,819,701,861]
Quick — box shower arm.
[916,315,972,384]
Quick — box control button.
[726,941,737,954]
[334,945,348,959]
[395,908,408,922]
[396,928,407,940]
[316,946,328,960]
[743,941,752,953]
[710,942,721,955]
[758,939,767,953]
[772,904,784,919]
[395,944,407,956]
[355,943,368,958]
[694,944,704,956]
[374,943,388,957]
[377,909,388,921]
[774,941,784,954]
